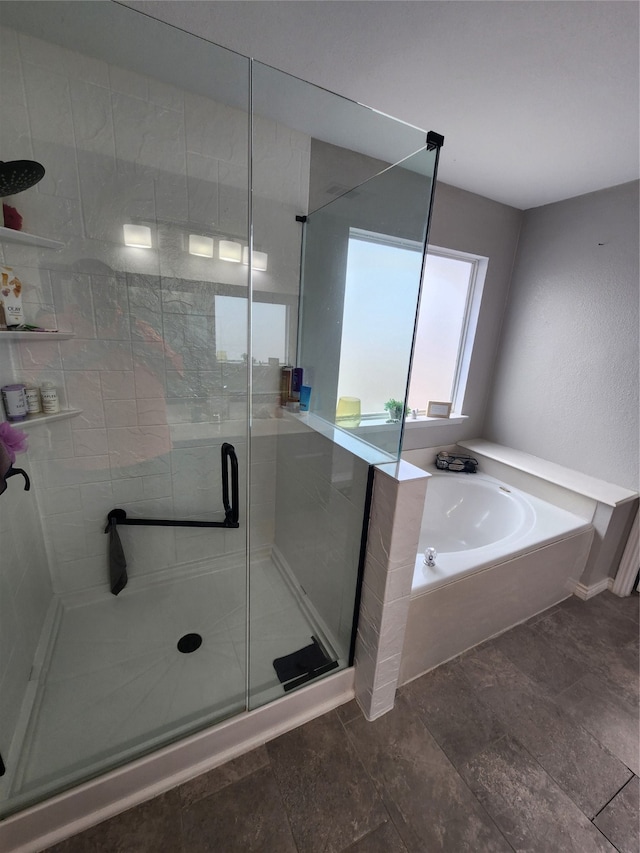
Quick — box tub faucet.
[424,547,437,568]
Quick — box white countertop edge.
[459,439,638,508]
[375,459,432,483]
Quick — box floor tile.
[176,745,270,807]
[335,698,364,726]
[43,790,183,853]
[401,660,505,768]
[532,602,640,708]
[556,673,640,775]
[462,735,615,852]
[487,621,588,696]
[345,694,511,852]
[267,710,387,853]
[181,764,296,853]
[459,645,633,818]
[541,594,639,649]
[340,819,408,852]
[572,590,639,629]
[594,775,640,853]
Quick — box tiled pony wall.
[0,24,309,601]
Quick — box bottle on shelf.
[25,385,42,415]
[40,381,60,414]
[1,383,28,422]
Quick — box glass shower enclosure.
[0,1,440,820]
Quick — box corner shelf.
[0,331,74,341]
[17,409,83,428]
[0,227,64,250]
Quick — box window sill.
[404,414,467,428]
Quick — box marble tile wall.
[0,25,310,594]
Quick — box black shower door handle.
[221,442,239,526]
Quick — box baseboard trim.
[572,577,613,600]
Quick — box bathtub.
[400,472,594,684]
[413,472,591,593]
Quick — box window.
[408,247,486,415]
[337,230,486,418]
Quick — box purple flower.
[0,421,28,464]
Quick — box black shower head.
[0,160,45,197]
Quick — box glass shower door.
[0,2,251,817]
[247,62,437,708]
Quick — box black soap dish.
[436,451,478,473]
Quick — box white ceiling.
[124,0,639,210]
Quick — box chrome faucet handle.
[424,547,437,567]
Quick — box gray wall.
[484,181,639,492]
[402,182,523,450]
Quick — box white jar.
[40,381,60,414]
[25,385,42,414]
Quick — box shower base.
[4,552,339,817]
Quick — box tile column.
[354,460,430,720]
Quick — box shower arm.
[104,442,240,532]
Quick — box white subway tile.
[73,428,109,458]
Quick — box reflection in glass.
[298,146,438,459]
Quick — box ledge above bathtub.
[459,440,638,508]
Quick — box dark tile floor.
[44,591,639,853]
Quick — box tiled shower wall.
[274,419,370,657]
[0,25,310,596]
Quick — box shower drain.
[177,633,203,654]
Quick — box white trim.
[2,599,62,798]
[571,577,613,600]
[611,506,640,596]
[0,227,64,250]
[0,668,354,853]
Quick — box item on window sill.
[1,384,28,422]
[40,381,60,414]
[280,366,293,406]
[2,203,22,231]
[299,385,311,412]
[291,367,303,402]
[1,267,24,327]
[336,396,361,428]
[0,160,45,197]
[384,398,406,423]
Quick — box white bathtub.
[413,472,591,593]
[400,472,594,684]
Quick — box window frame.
[416,244,488,417]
